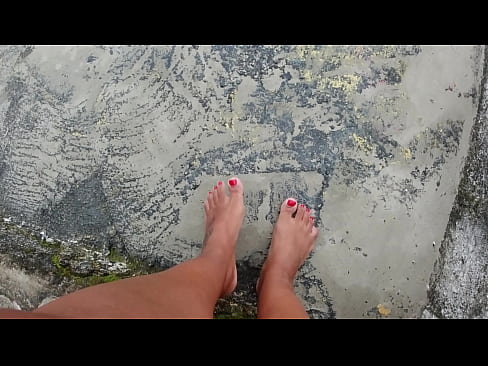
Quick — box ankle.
[200,246,232,263]
[259,265,295,292]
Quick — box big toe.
[279,197,298,217]
[228,177,244,197]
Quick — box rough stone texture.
[0,45,485,318]
[423,52,488,319]
[0,260,49,310]
[0,294,21,310]
[0,218,147,310]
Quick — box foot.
[257,198,318,293]
[202,177,245,297]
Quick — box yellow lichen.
[302,69,313,82]
[403,147,412,160]
[377,304,391,316]
[295,45,350,63]
[190,157,200,168]
[321,74,361,94]
[295,45,310,60]
[228,89,236,105]
[352,133,374,154]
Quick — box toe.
[296,204,306,221]
[307,216,315,231]
[310,225,319,240]
[280,197,298,217]
[214,181,225,200]
[303,207,311,222]
[208,190,216,207]
[211,188,219,206]
[216,180,225,200]
[228,177,243,196]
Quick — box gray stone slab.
[0,45,484,317]
[423,53,488,319]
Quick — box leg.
[257,198,318,319]
[31,177,245,318]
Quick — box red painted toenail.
[306,208,310,212]
[214,186,218,190]
[229,179,237,186]
[218,181,223,186]
[300,204,305,208]
[310,217,315,221]
[287,199,297,207]
[209,191,213,194]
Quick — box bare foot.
[257,198,318,293]
[202,177,245,297]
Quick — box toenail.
[299,204,305,208]
[310,217,315,221]
[306,208,310,212]
[214,186,218,190]
[209,191,213,194]
[218,181,223,186]
[228,178,237,186]
[287,199,297,207]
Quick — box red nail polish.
[229,178,237,186]
[299,204,305,208]
[209,191,213,194]
[306,208,310,212]
[287,199,297,207]
[214,186,218,190]
[218,181,223,186]
[310,217,315,221]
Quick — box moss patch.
[214,296,257,319]
[108,247,156,275]
[75,273,122,287]
[51,254,70,277]
[107,247,126,263]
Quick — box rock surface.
[423,51,488,319]
[0,45,485,318]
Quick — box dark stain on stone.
[299,261,336,319]
[6,77,28,116]
[337,158,378,186]
[19,46,34,59]
[244,191,265,224]
[213,45,288,81]
[38,171,113,247]
[0,160,6,180]
[383,66,402,85]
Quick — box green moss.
[49,246,151,290]
[51,254,71,277]
[75,273,122,287]
[52,254,61,269]
[41,240,61,250]
[108,247,153,275]
[2,222,60,250]
[214,310,253,319]
[213,297,256,319]
[51,251,123,287]
[51,251,122,286]
[1,220,154,292]
[107,247,126,263]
